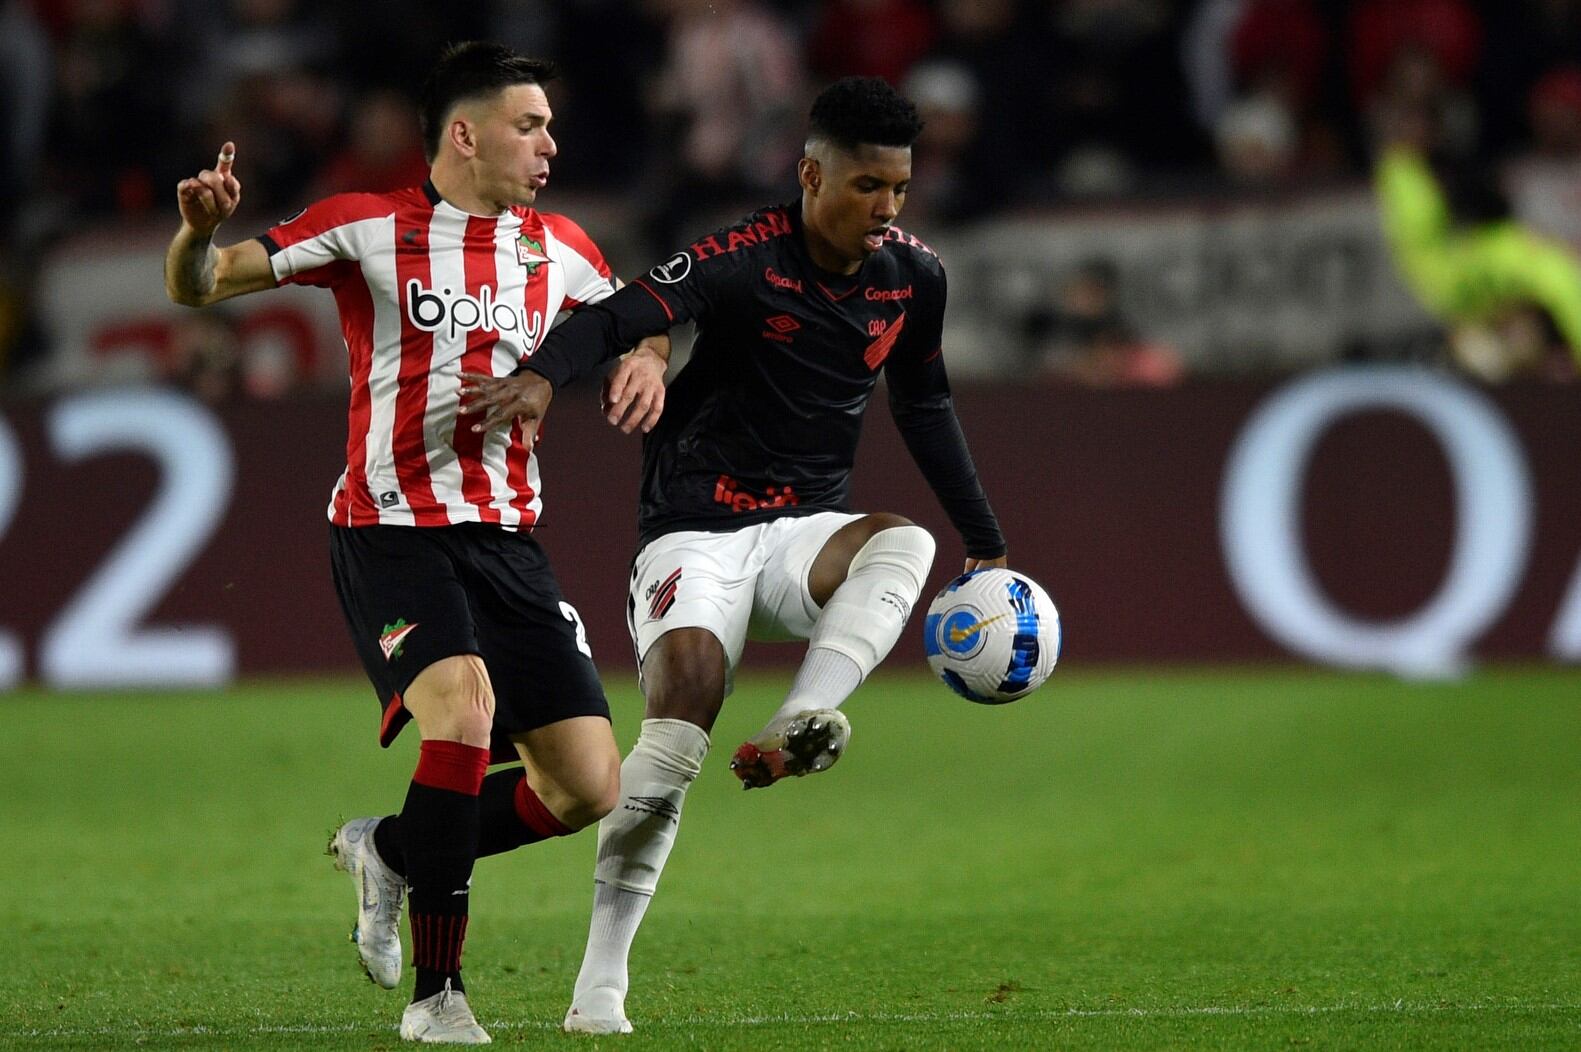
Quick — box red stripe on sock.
[411,913,469,973]
[412,914,428,968]
[513,777,574,838]
[413,740,489,795]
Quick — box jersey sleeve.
[257,193,387,289]
[541,213,618,307]
[516,225,738,388]
[884,265,1007,559]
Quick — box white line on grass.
[10,1001,1579,1040]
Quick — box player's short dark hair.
[419,42,556,161]
[807,76,924,153]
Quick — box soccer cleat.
[563,986,634,1035]
[400,980,491,1044]
[328,817,405,989]
[729,708,851,789]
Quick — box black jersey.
[521,202,1006,558]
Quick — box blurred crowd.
[5,0,1581,394]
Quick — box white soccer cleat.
[729,708,851,789]
[563,985,634,1034]
[328,817,405,989]
[400,980,492,1044]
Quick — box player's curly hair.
[420,42,557,162]
[807,77,924,152]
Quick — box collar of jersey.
[422,179,528,221]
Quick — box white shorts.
[626,512,863,693]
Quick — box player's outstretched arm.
[165,142,275,307]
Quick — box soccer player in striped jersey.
[462,77,1009,1034]
[165,42,668,1045]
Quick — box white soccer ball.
[923,568,1061,704]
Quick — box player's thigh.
[402,654,495,745]
[639,626,730,729]
[456,529,612,750]
[510,715,621,826]
[628,527,761,694]
[749,512,867,640]
[327,524,484,747]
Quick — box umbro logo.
[623,795,680,824]
[762,314,801,343]
[880,589,912,621]
[402,228,420,245]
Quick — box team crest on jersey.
[379,619,418,661]
[516,235,549,275]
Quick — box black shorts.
[328,523,609,760]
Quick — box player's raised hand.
[459,370,553,444]
[177,142,243,236]
[602,343,667,434]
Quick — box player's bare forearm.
[633,333,671,363]
[165,226,219,306]
[168,142,275,307]
[165,233,274,307]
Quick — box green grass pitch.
[2,667,1578,1050]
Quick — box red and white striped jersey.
[260,181,616,530]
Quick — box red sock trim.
[513,777,574,838]
[413,740,489,796]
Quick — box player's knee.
[563,751,622,829]
[854,521,936,590]
[571,775,621,829]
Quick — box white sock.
[771,649,862,722]
[570,882,650,1009]
[570,717,710,1009]
[771,525,935,724]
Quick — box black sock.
[374,767,573,874]
[401,740,488,1003]
[373,812,405,876]
[476,767,574,858]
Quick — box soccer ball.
[923,569,1061,704]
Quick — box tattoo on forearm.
[179,238,216,297]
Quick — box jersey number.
[559,601,593,659]
[0,391,235,688]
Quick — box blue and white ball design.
[923,569,1061,704]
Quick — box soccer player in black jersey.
[462,77,1008,1034]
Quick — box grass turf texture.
[1,668,1577,1050]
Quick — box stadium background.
[5,0,1581,683]
[1,3,1579,1049]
